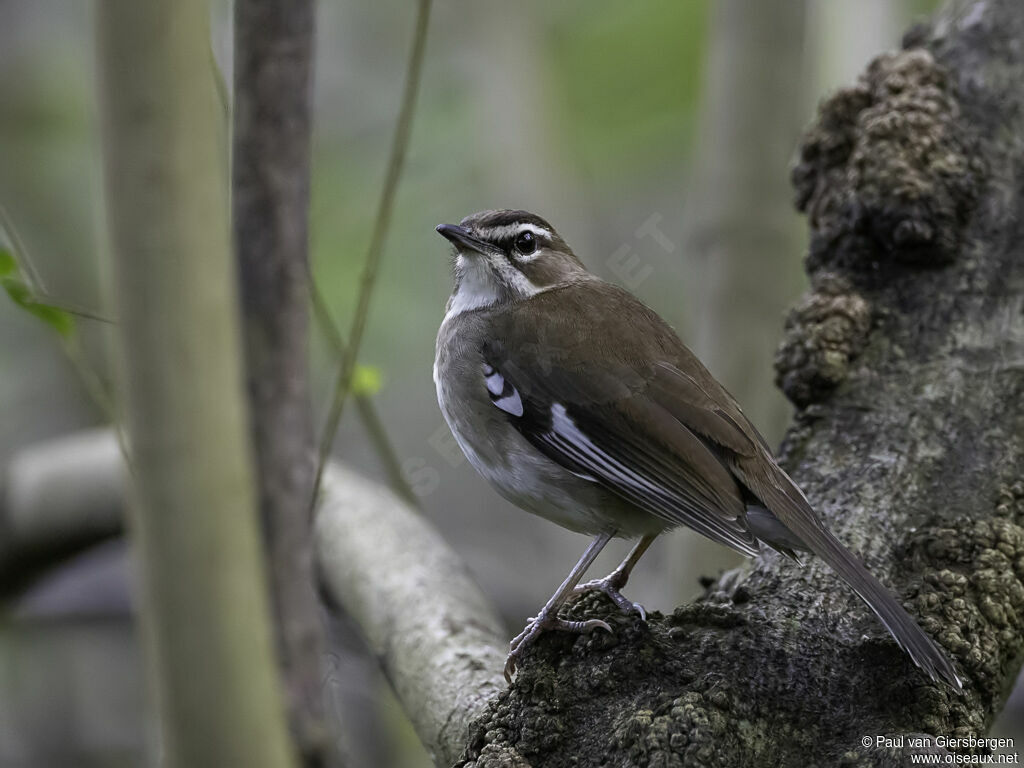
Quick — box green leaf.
[0,247,15,277]
[350,364,383,397]
[1,275,75,338]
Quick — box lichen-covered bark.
[458,2,1024,766]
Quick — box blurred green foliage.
[548,0,709,180]
[351,363,384,397]
[0,246,74,338]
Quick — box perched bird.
[433,208,962,689]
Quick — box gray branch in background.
[671,0,811,597]
[232,1,330,765]
[2,428,123,552]
[315,465,506,766]
[0,430,506,766]
[0,429,123,597]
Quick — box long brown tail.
[735,456,963,690]
[800,523,963,691]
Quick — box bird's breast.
[433,315,665,537]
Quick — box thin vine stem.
[310,0,432,513]
[310,282,420,507]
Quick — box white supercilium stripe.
[484,223,552,242]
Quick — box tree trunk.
[232,2,329,765]
[96,1,297,766]
[459,1,1024,765]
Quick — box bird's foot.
[504,610,611,683]
[572,571,647,621]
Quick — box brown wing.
[482,281,761,556]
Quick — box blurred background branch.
[315,463,506,765]
[683,0,807,443]
[0,429,123,599]
[0,430,506,765]
[672,0,810,596]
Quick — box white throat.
[445,256,503,320]
[444,253,545,323]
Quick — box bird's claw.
[504,613,611,682]
[572,574,647,621]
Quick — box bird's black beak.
[436,224,495,255]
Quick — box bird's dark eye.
[514,231,537,255]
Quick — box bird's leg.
[572,533,657,620]
[505,531,614,682]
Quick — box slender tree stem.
[232,0,329,765]
[0,203,47,292]
[97,1,297,764]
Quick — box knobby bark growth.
[232,1,329,765]
[458,2,1024,766]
